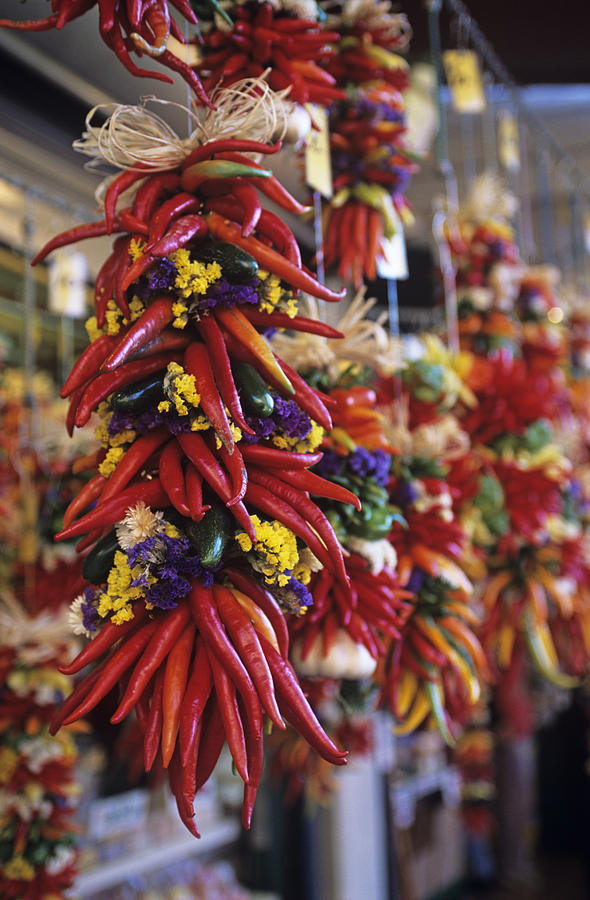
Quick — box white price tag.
[304,104,333,199]
[88,789,149,840]
[48,251,88,318]
[376,222,408,281]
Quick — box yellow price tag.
[443,50,486,114]
[497,110,520,172]
[304,104,333,199]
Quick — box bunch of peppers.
[290,382,412,678]
[321,1,416,286]
[0,600,80,900]
[32,128,371,835]
[268,676,375,805]
[450,221,588,689]
[0,0,210,103]
[193,1,345,106]
[380,451,487,744]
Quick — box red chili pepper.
[239,445,322,469]
[129,327,191,360]
[217,442,247,506]
[118,208,149,235]
[94,239,125,327]
[31,219,128,266]
[237,693,264,829]
[175,435,255,539]
[55,478,169,541]
[214,305,293,394]
[103,296,175,370]
[176,431,231,502]
[215,154,311,215]
[231,183,261,236]
[160,48,212,108]
[76,527,106,555]
[258,634,348,764]
[256,208,301,267]
[49,656,108,736]
[75,350,181,427]
[61,619,159,725]
[214,585,284,728]
[61,333,121,397]
[185,463,210,521]
[132,173,181,223]
[144,666,165,772]
[206,211,344,302]
[184,341,235,451]
[105,164,151,234]
[240,307,344,339]
[111,603,192,723]
[196,314,253,435]
[248,470,349,586]
[97,236,130,325]
[181,140,281,172]
[189,583,260,724]
[72,448,106,474]
[99,427,170,504]
[244,479,337,577]
[161,621,196,767]
[0,13,60,31]
[204,645,249,782]
[134,676,153,731]
[147,213,208,259]
[145,192,202,247]
[193,698,226,794]
[160,438,191,517]
[62,473,106,529]
[66,382,88,437]
[275,468,361,510]
[169,745,200,837]
[222,567,289,658]
[273,357,333,430]
[179,637,213,766]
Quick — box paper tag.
[304,104,333,199]
[88,789,149,840]
[443,50,486,114]
[48,251,88,318]
[497,110,520,171]
[167,34,200,66]
[377,214,408,280]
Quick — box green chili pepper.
[111,373,165,413]
[233,362,274,417]
[195,241,259,283]
[82,529,119,584]
[185,500,233,568]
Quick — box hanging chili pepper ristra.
[0,0,212,104]
[447,176,587,688]
[316,0,416,286]
[367,335,489,743]
[192,1,345,107]
[42,87,359,835]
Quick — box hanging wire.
[481,71,498,175]
[442,0,590,204]
[534,147,557,266]
[517,121,536,263]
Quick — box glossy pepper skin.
[57,581,347,836]
[0,0,211,105]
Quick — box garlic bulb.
[291,630,377,679]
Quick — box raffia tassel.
[272,288,402,379]
[0,592,78,665]
[73,76,292,200]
